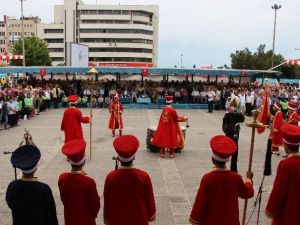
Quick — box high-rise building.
[0,19,6,54]
[37,0,159,67]
[5,16,40,53]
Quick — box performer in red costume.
[108,95,124,137]
[151,96,187,158]
[61,95,90,143]
[265,124,300,225]
[287,101,299,125]
[270,101,284,152]
[103,135,156,225]
[59,139,100,225]
[189,135,254,225]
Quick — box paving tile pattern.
[0,109,278,225]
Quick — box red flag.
[40,67,46,77]
[257,88,269,134]
[141,68,148,77]
[241,69,248,75]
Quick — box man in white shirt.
[245,91,254,116]
[239,91,246,114]
[207,87,216,113]
[51,85,61,109]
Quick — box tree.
[230,44,284,70]
[230,48,254,69]
[10,36,52,66]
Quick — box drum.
[146,125,186,153]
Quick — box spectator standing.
[52,85,61,109]
[214,88,221,110]
[207,87,215,113]
[44,88,51,109]
[239,91,246,113]
[2,98,9,129]
[245,91,254,116]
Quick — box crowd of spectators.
[1,75,300,130]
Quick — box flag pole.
[242,110,264,225]
[87,66,98,161]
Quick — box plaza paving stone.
[0,108,279,225]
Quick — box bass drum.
[146,125,186,153]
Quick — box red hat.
[274,101,281,110]
[281,124,300,147]
[68,95,79,103]
[165,95,173,104]
[210,135,237,162]
[113,135,139,162]
[62,139,86,166]
[288,101,298,111]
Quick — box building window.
[81,20,130,24]
[44,29,64,33]
[48,48,64,52]
[80,10,130,15]
[89,48,152,53]
[80,28,153,35]
[132,11,151,17]
[89,57,152,62]
[45,39,64,43]
[51,57,64,61]
[80,38,153,44]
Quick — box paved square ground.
[0,109,279,225]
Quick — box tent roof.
[0,66,281,76]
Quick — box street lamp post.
[20,0,26,67]
[271,4,281,68]
[180,53,183,68]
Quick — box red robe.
[190,170,254,225]
[270,111,283,150]
[61,107,90,143]
[266,155,300,225]
[151,105,185,149]
[108,102,124,130]
[103,167,156,225]
[288,111,300,125]
[58,172,100,225]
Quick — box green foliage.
[230,44,284,70]
[230,44,300,78]
[10,36,52,66]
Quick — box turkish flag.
[40,67,46,77]
[141,68,149,77]
[241,69,248,75]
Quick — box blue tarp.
[0,66,281,76]
[256,78,299,84]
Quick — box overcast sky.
[1,0,300,68]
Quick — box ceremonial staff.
[82,67,103,160]
[241,110,264,225]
